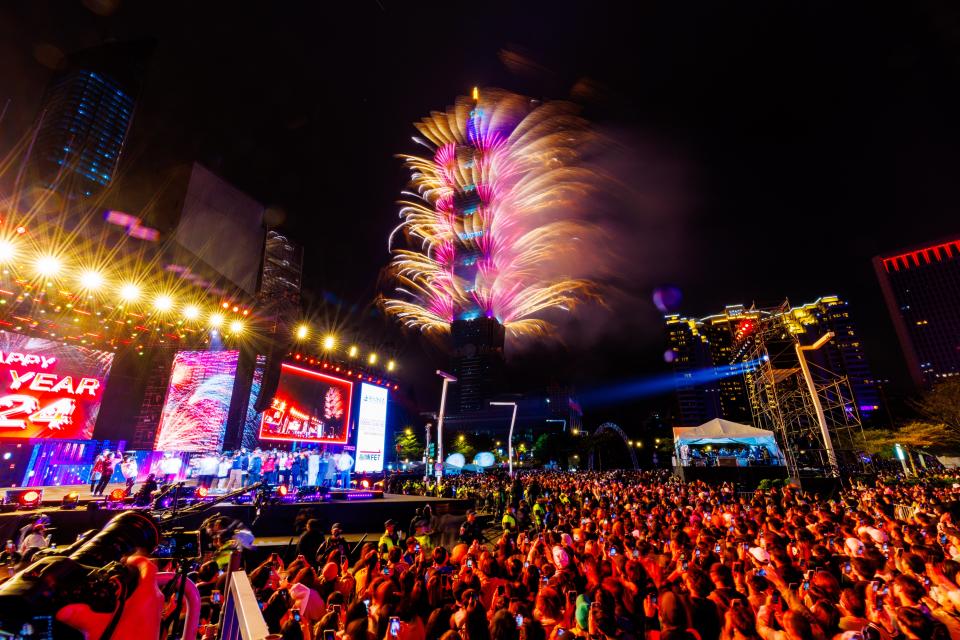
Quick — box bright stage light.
[209,313,225,328]
[119,283,140,302]
[368,353,378,365]
[322,335,336,350]
[387,360,396,372]
[229,319,244,334]
[78,269,104,291]
[296,325,309,340]
[0,240,16,262]
[153,294,174,312]
[34,255,62,278]
[183,305,200,320]
[348,345,358,357]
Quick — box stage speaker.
[254,343,285,413]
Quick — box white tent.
[673,419,782,466]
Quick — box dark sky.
[2,1,959,424]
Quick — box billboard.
[0,331,114,440]
[355,383,388,473]
[154,350,240,452]
[259,364,353,444]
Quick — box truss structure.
[738,306,865,480]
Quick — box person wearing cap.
[316,522,349,565]
[296,518,325,567]
[501,504,518,532]
[459,510,484,545]
[379,519,399,557]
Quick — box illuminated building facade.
[874,238,960,388]
[666,297,880,425]
[31,40,153,198]
[447,100,506,414]
[665,306,758,425]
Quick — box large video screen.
[259,363,353,444]
[154,350,239,452]
[355,383,388,473]
[0,331,114,440]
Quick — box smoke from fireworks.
[382,88,600,340]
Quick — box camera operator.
[56,555,164,640]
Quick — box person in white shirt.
[120,455,138,496]
[337,450,354,489]
[19,524,49,554]
[217,455,232,489]
[307,448,321,486]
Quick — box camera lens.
[70,511,160,567]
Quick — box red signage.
[0,339,113,440]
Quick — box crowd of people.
[8,468,960,640]
[188,447,355,490]
[184,470,960,640]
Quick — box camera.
[0,510,159,639]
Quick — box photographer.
[56,555,164,640]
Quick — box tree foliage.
[394,429,421,461]
[862,381,960,456]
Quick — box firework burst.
[382,88,599,339]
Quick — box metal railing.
[218,552,271,640]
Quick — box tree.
[910,379,960,441]
[394,429,421,461]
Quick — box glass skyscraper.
[31,40,153,198]
[874,238,960,388]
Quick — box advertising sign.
[0,331,114,440]
[354,383,388,473]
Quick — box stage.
[673,463,788,488]
[0,484,472,547]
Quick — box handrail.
[218,570,271,640]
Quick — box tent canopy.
[673,419,776,447]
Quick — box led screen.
[154,350,239,452]
[355,383,388,473]
[259,363,353,444]
[0,331,114,440]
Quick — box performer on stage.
[337,449,354,488]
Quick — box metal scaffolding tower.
[737,304,865,480]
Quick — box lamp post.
[490,401,519,477]
[435,370,457,478]
[545,419,566,432]
[795,332,839,477]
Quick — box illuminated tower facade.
[31,40,154,198]
[874,238,960,388]
[449,99,506,413]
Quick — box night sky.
[1,1,958,425]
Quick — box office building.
[666,297,880,425]
[31,40,153,198]
[874,237,960,388]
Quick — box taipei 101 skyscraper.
[383,88,597,413]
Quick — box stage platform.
[674,464,788,488]
[0,483,471,547]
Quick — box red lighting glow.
[20,490,40,505]
[197,487,208,498]
[277,484,288,497]
[108,488,126,501]
[881,239,960,272]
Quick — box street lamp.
[545,418,566,432]
[796,332,839,476]
[435,370,457,478]
[490,401,519,478]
